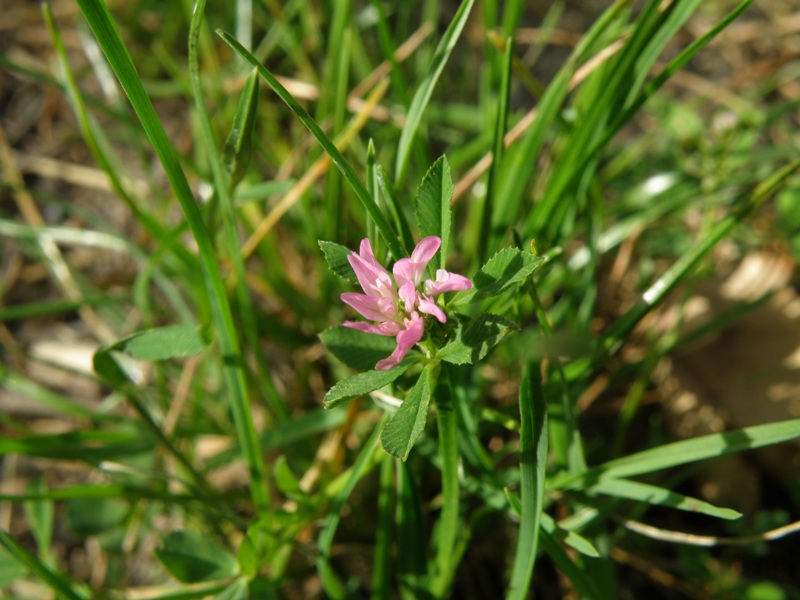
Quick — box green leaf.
[324,362,413,408]
[318,240,358,285]
[540,513,600,558]
[415,156,453,270]
[117,325,206,360]
[93,325,207,385]
[381,366,433,460]
[437,314,516,365]
[553,418,800,489]
[319,326,398,372]
[0,544,28,587]
[66,498,128,538]
[24,477,53,556]
[587,478,741,520]
[394,0,475,185]
[155,530,239,583]
[237,519,276,581]
[274,455,307,501]
[222,68,259,188]
[237,536,259,581]
[452,247,544,305]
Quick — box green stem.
[506,361,548,600]
[371,454,395,600]
[431,371,461,597]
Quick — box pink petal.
[425,270,473,296]
[393,258,416,289]
[358,238,384,270]
[375,356,401,371]
[411,236,441,266]
[398,281,417,313]
[344,320,403,336]
[348,252,395,298]
[375,314,425,370]
[343,321,389,335]
[417,295,447,323]
[397,314,425,352]
[341,292,394,322]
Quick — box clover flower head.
[341,236,472,370]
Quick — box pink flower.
[340,236,473,370]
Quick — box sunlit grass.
[1,0,799,598]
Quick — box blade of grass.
[477,36,512,264]
[317,415,388,599]
[75,0,269,514]
[430,367,461,598]
[529,0,665,239]
[552,417,800,490]
[0,530,85,600]
[394,0,475,186]
[0,368,120,422]
[217,30,406,260]
[239,78,391,260]
[188,0,287,421]
[42,3,196,272]
[528,0,749,242]
[371,454,395,600]
[588,0,755,169]
[396,460,429,599]
[587,478,741,520]
[492,0,632,246]
[506,361,548,600]
[598,158,800,360]
[539,529,603,600]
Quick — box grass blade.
[217,30,407,260]
[478,36,512,264]
[539,529,603,600]
[394,0,475,186]
[506,362,548,600]
[0,530,85,600]
[430,368,462,597]
[74,0,269,514]
[189,0,288,421]
[598,158,800,359]
[371,455,395,600]
[317,416,387,599]
[553,418,800,489]
[587,478,741,520]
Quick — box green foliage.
[324,364,412,408]
[452,247,544,305]
[319,326,398,372]
[380,366,433,460]
[3,0,799,598]
[66,498,128,538]
[318,240,359,284]
[154,530,239,583]
[415,155,453,269]
[437,313,516,365]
